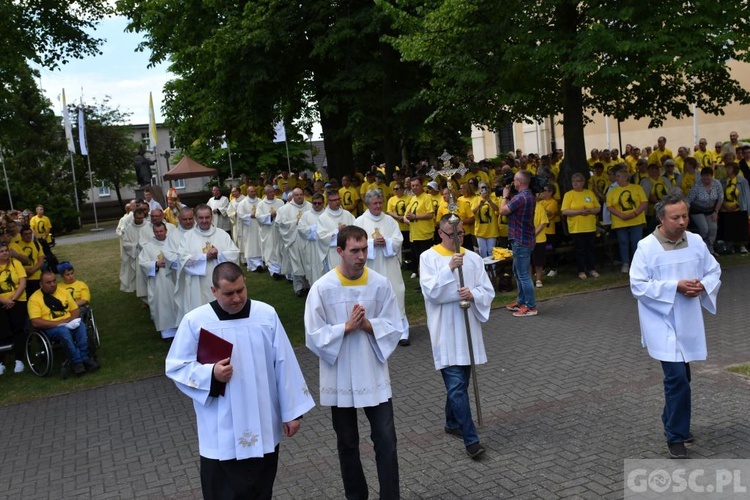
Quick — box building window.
[174,178,185,189]
[495,121,515,156]
[141,132,150,148]
[98,182,111,197]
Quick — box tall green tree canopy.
[117,0,469,179]
[383,0,750,180]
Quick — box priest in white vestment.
[116,200,136,237]
[355,188,410,345]
[305,225,402,499]
[316,190,355,273]
[164,207,194,326]
[420,215,495,459]
[226,186,244,245]
[255,185,285,278]
[297,193,327,285]
[276,188,311,295]
[235,186,264,272]
[207,185,231,232]
[137,208,171,300]
[138,222,178,339]
[177,204,240,320]
[166,262,314,498]
[630,193,720,459]
[119,208,151,293]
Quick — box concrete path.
[2,266,749,499]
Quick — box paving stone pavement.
[2,265,750,499]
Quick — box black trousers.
[200,446,279,500]
[409,239,433,274]
[0,301,27,361]
[331,400,400,499]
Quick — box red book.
[197,328,233,396]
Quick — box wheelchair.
[25,308,100,378]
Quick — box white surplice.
[177,225,240,318]
[305,268,403,408]
[255,198,285,271]
[138,236,178,336]
[166,300,315,460]
[276,200,311,276]
[119,220,151,293]
[226,194,245,244]
[297,208,327,285]
[316,208,356,271]
[630,230,721,362]
[207,195,231,231]
[235,196,262,268]
[420,245,495,370]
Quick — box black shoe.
[272,273,283,281]
[72,362,86,376]
[398,339,410,347]
[668,442,688,459]
[254,266,266,273]
[295,290,305,298]
[444,427,462,438]
[83,358,100,372]
[466,442,485,459]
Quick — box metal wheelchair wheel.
[85,309,100,360]
[25,330,54,377]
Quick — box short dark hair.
[655,190,688,220]
[337,225,367,250]
[700,167,714,176]
[194,203,211,216]
[212,261,244,288]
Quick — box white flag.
[62,89,76,153]
[273,120,286,143]
[148,92,158,150]
[78,107,88,156]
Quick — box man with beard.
[356,188,410,346]
[177,204,240,317]
[276,188,312,296]
[236,185,264,272]
[255,185,285,279]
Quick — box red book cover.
[197,328,233,396]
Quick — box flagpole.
[77,104,103,232]
[86,155,101,230]
[284,137,292,174]
[0,149,13,210]
[68,152,82,227]
[227,142,235,180]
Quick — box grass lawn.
[2,236,749,406]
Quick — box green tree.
[0,63,83,231]
[72,99,140,210]
[383,0,750,186]
[118,0,469,180]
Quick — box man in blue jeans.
[420,215,496,459]
[28,270,99,376]
[499,170,538,316]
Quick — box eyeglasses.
[312,202,324,206]
[440,229,465,238]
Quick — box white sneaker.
[14,360,23,373]
[621,263,630,274]
[546,269,557,277]
[0,363,5,375]
[410,273,417,279]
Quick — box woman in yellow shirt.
[561,173,601,279]
[0,241,27,374]
[606,169,648,273]
[471,182,500,258]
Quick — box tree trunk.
[559,81,588,193]
[318,106,353,182]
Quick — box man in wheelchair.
[27,270,99,376]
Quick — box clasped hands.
[345,303,372,334]
[677,279,704,298]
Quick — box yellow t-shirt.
[648,148,674,167]
[339,186,360,215]
[648,178,670,215]
[589,173,609,197]
[386,194,411,231]
[497,212,510,238]
[561,189,600,234]
[537,198,559,234]
[30,215,52,243]
[406,193,435,241]
[533,203,549,244]
[10,239,43,280]
[625,156,638,174]
[0,258,27,301]
[723,177,740,211]
[28,287,78,322]
[457,195,477,235]
[472,195,500,239]
[435,200,451,225]
[694,150,716,169]
[681,172,695,195]
[607,184,647,229]
[62,280,91,304]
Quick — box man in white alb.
[235,185,264,272]
[207,185,231,232]
[316,189,355,273]
[275,188,311,296]
[255,185,285,279]
[297,192,327,285]
[139,222,178,339]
